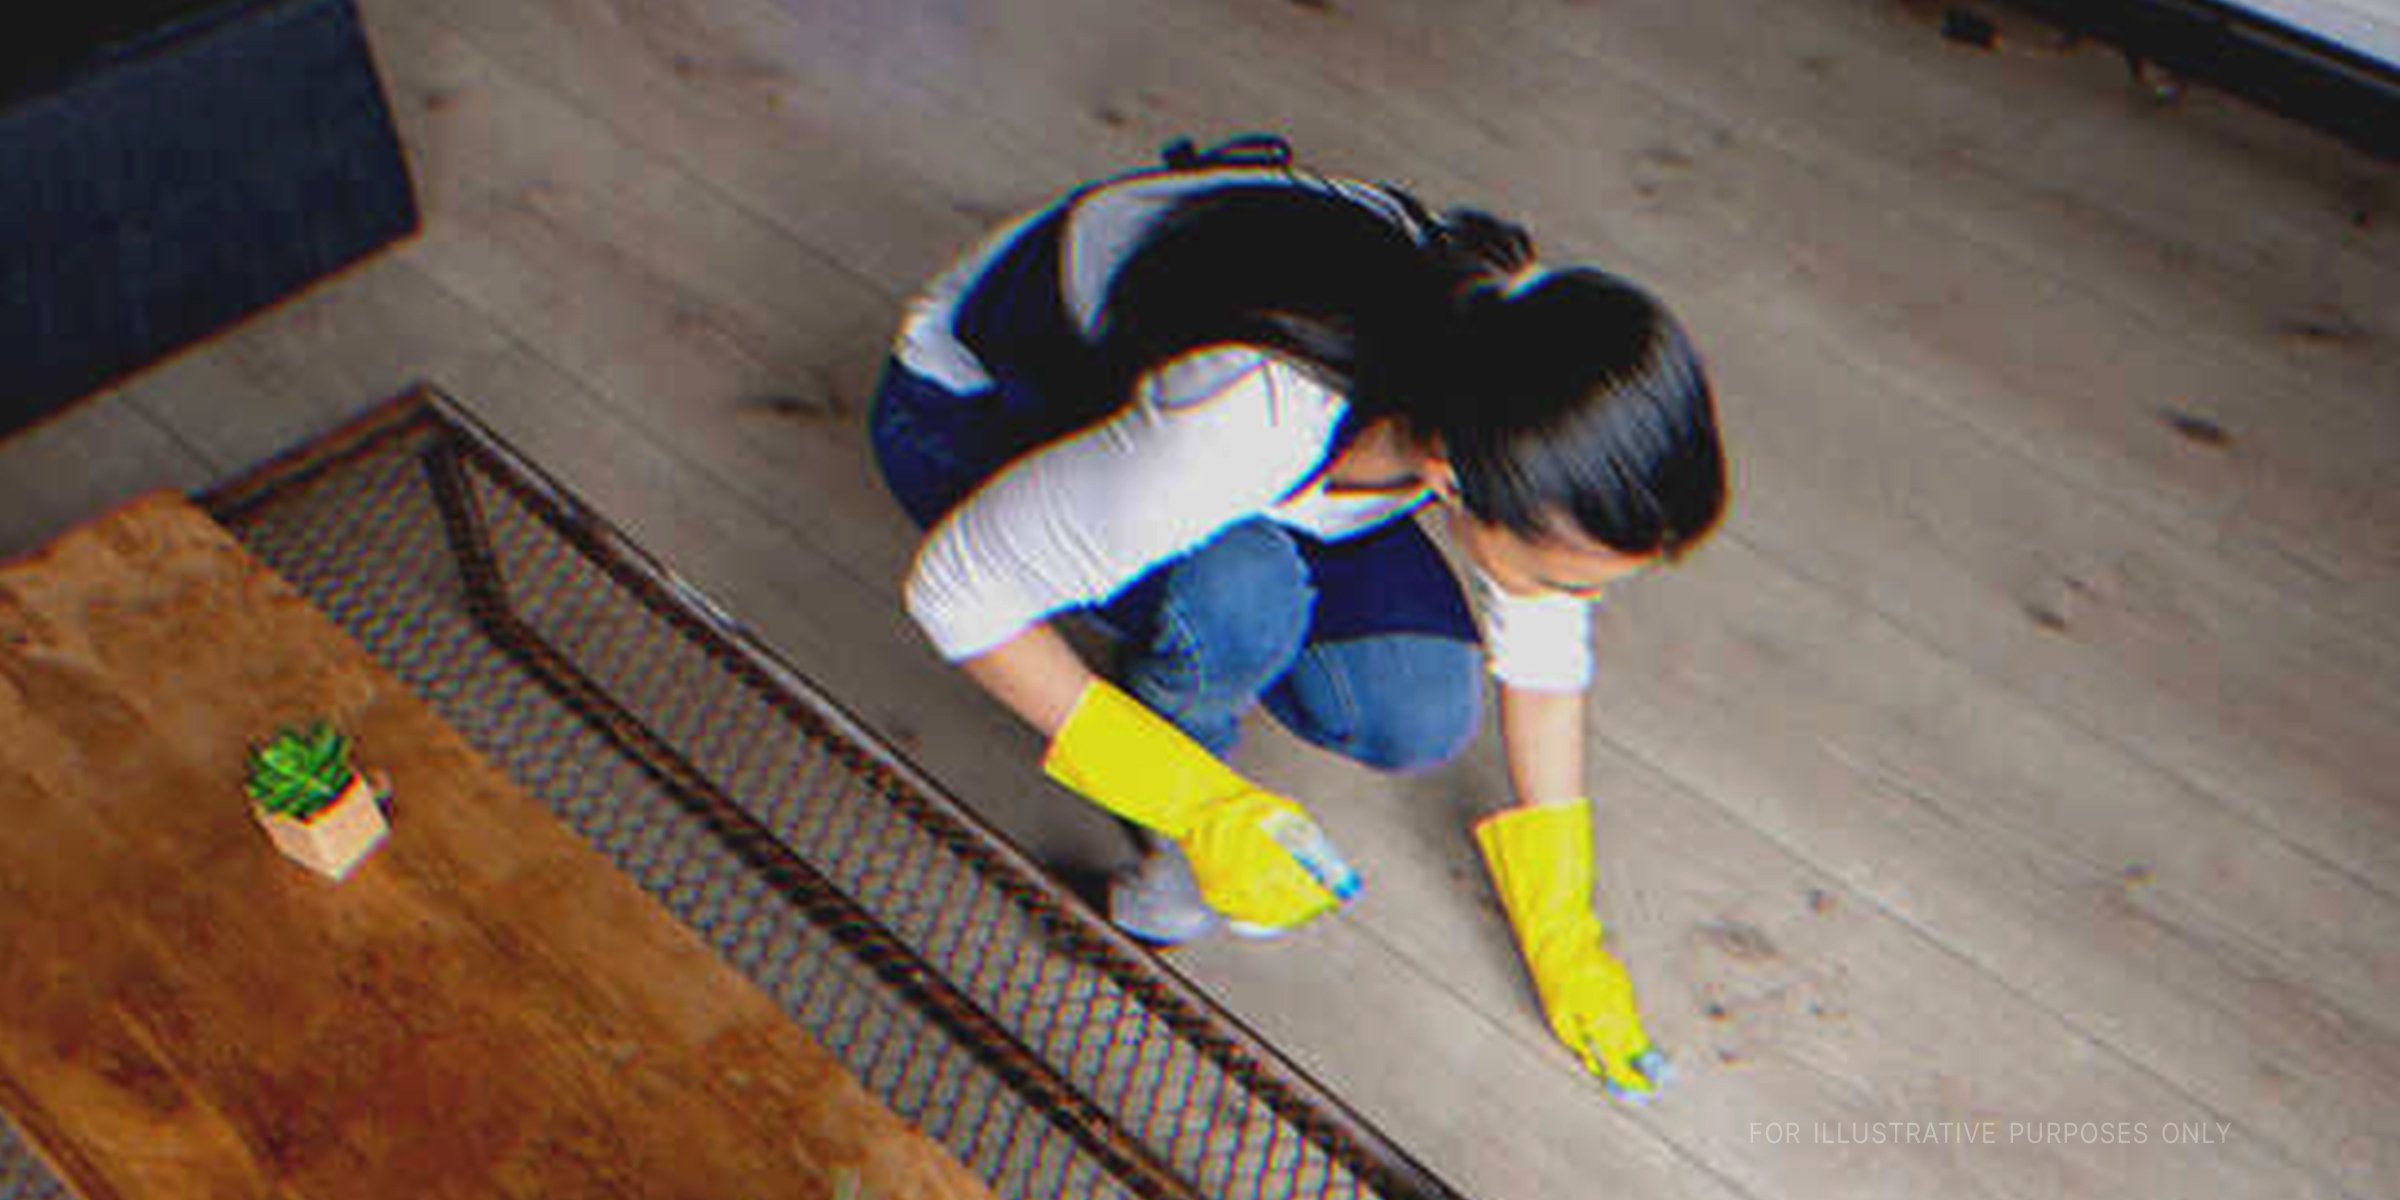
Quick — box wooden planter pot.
[254,774,388,881]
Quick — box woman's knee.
[1151,521,1315,691]
[1269,635,1485,773]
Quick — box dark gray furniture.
[1,0,418,436]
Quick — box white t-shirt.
[893,172,1596,692]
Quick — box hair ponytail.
[1438,269,1727,558]
[1427,207,1536,292]
[1090,183,1454,414]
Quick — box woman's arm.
[958,621,1098,738]
[1480,672,1669,1100]
[903,350,1337,663]
[1494,682,1586,814]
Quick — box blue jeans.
[871,359,1483,771]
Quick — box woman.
[871,137,1724,1100]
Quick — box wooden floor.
[4,2,2394,1197]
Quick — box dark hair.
[1092,182,1448,403]
[1092,176,1726,558]
[1439,269,1726,558]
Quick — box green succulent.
[245,723,357,821]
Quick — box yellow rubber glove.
[1042,679,1359,933]
[1475,799,1670,1102]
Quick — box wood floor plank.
[356,5,941,650]
[1221,715,2349,1200]
[10,1,2388,1197]
[0,397,214,559]
[1548,0,2400,636]
[365,0,1004,309]
[1549,0,2400,334]
[120,253,515,474]
[333,0,2400,1180]
[328,4,2390,1195]
[1692,282,2400,891]
[1565,535,2400,1196]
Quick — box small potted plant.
[247,722,388,881]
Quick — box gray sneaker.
[1107,843,1224,946]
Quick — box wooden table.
[0,494,994,1199]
